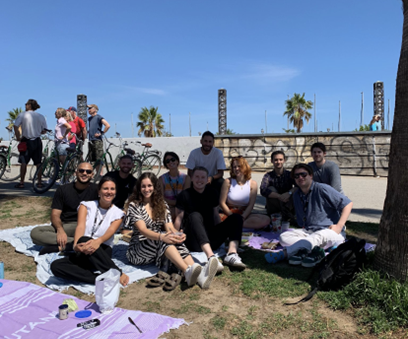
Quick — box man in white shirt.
[13,99,47,189]
[186,131,226,197]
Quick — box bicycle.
[130,141,162,176]
[0,127,20,181]
[0,153,6,179]
[32,140,83,194]
[28,131,54,180]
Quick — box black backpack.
[286,237,367,305]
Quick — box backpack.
[286,237,367,305]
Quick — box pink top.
[55,117,69,143]
[69,122,77,144]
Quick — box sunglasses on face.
[77,169,93,174]
[165,157,177,164]
[294,172,308,179]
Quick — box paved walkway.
[0,168,387,223]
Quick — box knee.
[188,212,204,224]
[228,213,244,226]
[77,236,92,244]
[30,227,42,244]
[50,259,62,275]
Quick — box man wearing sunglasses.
[30,162,98,254]
[265,163,352,267]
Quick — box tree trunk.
[373,0,408,281]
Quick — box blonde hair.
[56,108,67,118]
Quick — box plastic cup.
[270,214,282,232]
[281,221,290,232]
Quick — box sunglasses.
[294,172,308,179]
[77,169,93,174]
[165,157,177,164]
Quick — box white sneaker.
[197,257,218,290]
[217,259,224,274]
[184,263,202,287]
[223,253,246,270]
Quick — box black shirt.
[51,182,99,222]
[104,171,137,209]
[176,186,218,228]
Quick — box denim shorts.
[56,142,70,156]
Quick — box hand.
[279,192,290,203]
[207,176,213,184]
[58,136,64,140]
[94,133,101,137]
[83,239,101,255]
[161,231,177,244]
[120,273,129,286]
[170,230,186,243]
[328,224,342,234]
[74,242,87,253]
[56,229,68,250]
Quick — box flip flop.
[14,183,25,189]
[163,273,182,291]
[146,271,170,287]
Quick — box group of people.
[16,98,353,291]
[12,99,108,189]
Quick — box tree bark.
[373,0,408,280]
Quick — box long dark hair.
[98,176,116,205]
[125,172,166,221]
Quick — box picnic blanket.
[0,225,226,295]
[0,279,186,339]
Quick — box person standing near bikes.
[13,99,47,189]
[88,104,110,173]
[67,106,87,143]
[54,108,72,165]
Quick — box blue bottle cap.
[0,282,3,288]
[75,310,92,318]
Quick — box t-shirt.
[88,114,104,141]
[55,117,69,143]
[80,200,124,247]
[72,116,86,139]
[260,170,295,197]
[69,122,77,145]
[51,182,99,222]
[160,172,187,201]
[308,160,344,194]
[14,110,47,140]
[185,147,226,176]
[293,182,351,233]
[176,186,218,228]
[104,171,137,209]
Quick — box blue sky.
[0,0,403,140]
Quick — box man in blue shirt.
[265,163,353,267]
[87,104,110,169]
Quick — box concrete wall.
[214,131,391,177]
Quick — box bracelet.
[158,233,162,241]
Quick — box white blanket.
[0,225,225,295]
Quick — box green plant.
[137,106,165,137]
[283,93,313,132]
[353,124,370,131]
[5,107,22,129]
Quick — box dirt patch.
[0,196,381,339]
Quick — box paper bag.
[95,268,120,314]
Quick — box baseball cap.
[87,104,99,111]
[67,106,77,112]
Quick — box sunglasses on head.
[294,172,308,179]
[77,169,93,174]
[165,157,176,164]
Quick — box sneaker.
[217,260,224,274]
[265,250,285,264]
[223,253,246,270]
[197,256,218,289]
[184,263,202,287]
[301,247,326,268]
[288,248,309,265]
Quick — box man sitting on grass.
[265,163,353,268]
[30,162,98,254]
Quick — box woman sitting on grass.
[159,151,190,221]
[220,156,270,229]
[51,176,129,286]
[124,172,204,291]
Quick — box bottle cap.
[75,310,92,318]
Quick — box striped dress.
[124,201,190,267]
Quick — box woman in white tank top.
[219,157,271,230]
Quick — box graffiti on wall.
[216,133,390,176]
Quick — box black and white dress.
[125,201,190,267]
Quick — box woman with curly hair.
[220,156,270,229]
[124,172,205,290]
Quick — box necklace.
[91,202,111,237]
[236,178,246,190]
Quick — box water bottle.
[0,261,4,279]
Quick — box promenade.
[0,169,387,224]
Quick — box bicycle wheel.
[61,155,80,184]
[1,153,21,181]
[0,155,6,179]
[141,155,161,176]
[132,158,142,178]
[33,158,59,194]
[28,155,45,180]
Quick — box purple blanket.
[0,279,186,338]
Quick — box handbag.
[17,141,27,153]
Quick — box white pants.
[279,228,345,257]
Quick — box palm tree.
[136,106,165,137]
[283,93,313,133]
[373,0,408,281]
[6,107,22,129]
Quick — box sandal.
[14,183,25,189]
[163,273,183,291]
[146,270,170,287]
